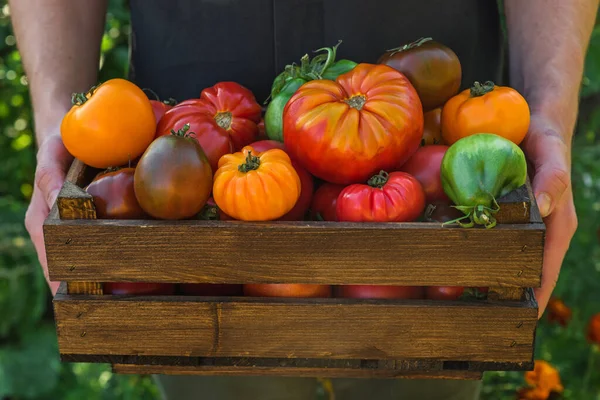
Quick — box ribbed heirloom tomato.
[441,81,530,145]
[156,82,262,171]
[336,171,425,222]
[283,63,423,184]
[213,146,301,221]
[150,98,177,124]
[61,79,156,169]
[85,168,148,219]
[249,140,314,221]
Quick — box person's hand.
[521,114,578,318]
[25,131,73,296]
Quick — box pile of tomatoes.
[61,38,530,300]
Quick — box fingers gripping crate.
[44,159,544,380]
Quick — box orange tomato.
[61,79,155,168]
[243,284,332,298]
[441,81,530,146]
[213,146,301,221]
[421,108,444,146]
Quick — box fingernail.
[536,192,552,217]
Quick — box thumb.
[35,135,73,210]
[525,133,571,218]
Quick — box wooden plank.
[526,179,544,224]
[111,363,483,380]
[495,184,531,224]
[45,219,544,286]
[53,164,102,295]
[53,295,537,363]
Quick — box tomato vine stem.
[470,81,495,97]
[238,151,261,173]
[367,170,389,188]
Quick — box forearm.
[9,0,107,144]
[505,0,598,139]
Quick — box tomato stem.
[71,83,101,106]
[367,170,389,189]
[238,151,261,173]
[470,81,495,97]
[214,111,233,130]
[170,123,196,138]
[344,95,367,110]
[386,37,433,55]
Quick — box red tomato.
[104,283,176,295]
[337,285,425,299]
[257,119,268,140]
[283,63,423,184]
[426,286,489,300]
[85,168,148,219]
[150,98,176,124]
[336,171,425,222]
[309,183,346,221]
[399,145,449,203]
[179,284,243,296]
[243,284,332,298]
[156,82,262,171]
[249,140,314,221]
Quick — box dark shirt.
[129,0,504,103]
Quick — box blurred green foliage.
[0,1,599,399]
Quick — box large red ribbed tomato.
[283,63,423,184]
[156,82,262,171]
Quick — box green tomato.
[440,133,527,228]
[322,60,358,80]
[264,78,306,142]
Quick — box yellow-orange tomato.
[213,146,301,221]
[441,81,530,146]
[421,108,444,146]
[61,78,155,168]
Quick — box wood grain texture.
[67,282,103,295]
[45,219,544,286]
[488,287,526,301]
[495,184,531,224]
[54,294,537,363]
[111,363,483,380]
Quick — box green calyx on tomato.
[237,151,261,173]
[367,170,389,189]
[470,81,495,97]
[265,41,358,142]
[386,37,433,56]
[440,133,527,229]
[170,123,195,138]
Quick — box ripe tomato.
[198,197,234,221]
[256,119,268,140]
[337,285,425,299]
[426,286,489,300]
[441,81,530,146]
[85,167,148,219]
[309,183,346,221]
[213,146,301,221]
[244,284,332,298]
[150,98,177,124]
[423,202,464,223]
[249,140,314,221]
[378,38,461,111]
[61,78,155,169]
[179,284,243,296]
[134,124,213,220]
[283,63,423,184]
[336,171,425,222]
[422,108,444,146]
[156,82,262,171]
[399,145,449,203]
[104,282,176,296]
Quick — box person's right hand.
[25,131,73,296]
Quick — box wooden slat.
[45,220,544,286]
[53,295,537,363]
[495,184,531,224]
[111,363,483,380]
[526,179,544,224]
[67,282,103,295]
[488,287,526,301]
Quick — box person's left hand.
[521,114,578,318]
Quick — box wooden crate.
[44,159,545,380]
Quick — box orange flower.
[587,313,600,345]
[517,360,564,399]
[546,297,572,327]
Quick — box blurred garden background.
[0,1,599,399]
